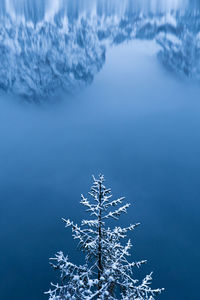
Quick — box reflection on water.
[0,0,200,100]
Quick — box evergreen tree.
[46,175,163,299]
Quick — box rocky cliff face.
[0,17,106,101]
[0,0,199,101]
[157,17,200,81]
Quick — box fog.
[0,41,200,300]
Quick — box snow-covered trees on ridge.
[46,174,164,299]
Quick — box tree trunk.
[98,181,103,292]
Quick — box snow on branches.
[46,174,164,299]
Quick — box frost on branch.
[46,174,164,299]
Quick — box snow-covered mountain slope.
[0,0,199,101]
[157,26,200,80]
[0,18,105,101]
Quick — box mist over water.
[0,1,200,300]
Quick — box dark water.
[0,1,200,300]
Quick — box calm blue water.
[0,1,200,300]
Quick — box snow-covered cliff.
[0,0,199,101]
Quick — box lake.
[0,1,200,299]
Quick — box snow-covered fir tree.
[46,174,164,300]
